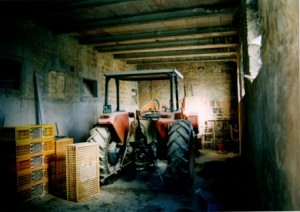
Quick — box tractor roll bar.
[103,69,183,112]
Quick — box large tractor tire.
[87,126,122,184]
[164,119,195,187]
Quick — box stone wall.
[138,62,238,134]
[242,0,299,210]
[0,19,137,142]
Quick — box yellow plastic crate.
[16,153,55,172]
[16,138,55,158]
[66,142,99,202]
[16,166,49,191]
[1,138,54,160]
[50,138,73,196]
[43,138,55,152]
[55,138,74,158]
[17,180,48,202]
[0,124,55,142]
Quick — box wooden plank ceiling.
[1,0,241,65]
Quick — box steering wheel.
[141,110,160,120]
[152,99,160,111]
[139,99,161,120]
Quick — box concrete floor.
[13,150,243,212]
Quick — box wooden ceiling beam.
[95,36,238,53]
[56,7,238,33]
[129,56,237,65]
[114,48,237,60]
[79,26,238,45]
[98,43,238,54]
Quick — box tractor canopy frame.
[103,69,183,113]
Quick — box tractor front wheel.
[87,126,122,184]
[164,119,195,187]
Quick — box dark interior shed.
[0,0,299,211]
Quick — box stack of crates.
[49,137,74,197]
[66,142,99,202]
[0,124,55,202]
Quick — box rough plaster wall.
[247,5,262,79]
[138,62,238,132]
[243,0,299,210]
[0,19,137,142]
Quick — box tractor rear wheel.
[87,126,122,184]
[165,119,195,187]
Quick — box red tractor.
[87,69,198,186]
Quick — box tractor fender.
[96,112,130,144]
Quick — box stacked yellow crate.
[0,124,55,202]
[49,137,74,197]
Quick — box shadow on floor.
[194,150,247,211]
[12,149,250,212]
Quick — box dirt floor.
[12,150,243,212]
